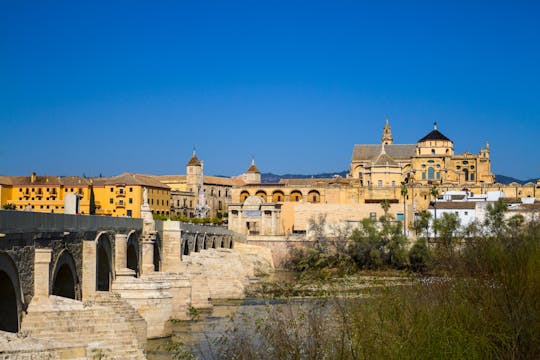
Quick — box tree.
[408,238,431,272]
[89,185,96,215]
[2,203,16,210]
[432,212,461,250]
[484,199,507,237]
[380,199,391,220]
[414,210,431,239]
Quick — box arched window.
[428,167,435,180]
[307,190,320,203]
[290,191,303,202]
[272,191,285,202]
[255,190,267,202]
[240,191,250,202]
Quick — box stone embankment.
[2,242,273,359]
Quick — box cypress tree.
[89,185,96,215]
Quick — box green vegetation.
[1,203,16,210]
[215,209,540,359]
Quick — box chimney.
[31,172,37,183]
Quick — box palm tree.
[380,199,391,220]
[401,183,408,236]
[430,185,439,239]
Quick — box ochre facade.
[228,121,539,236]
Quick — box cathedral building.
[229,120,536,237]
[349,119,495,186]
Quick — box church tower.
[186,148,202,193]
[244,159,261,184]
[382,118,393,145]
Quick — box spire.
[192,146,196,157]
[186,147,202,167]
[381,117,393,145]
[434,121,437,130]
[247,157,260,173]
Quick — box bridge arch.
[182,238,190,257]
[154,233,162,272]
[96,232,113,291]
[0,252,23,333]
[51,249,80,300]
[127,231,140,276]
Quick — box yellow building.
[0,172,170,218]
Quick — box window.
[397,213,404,221]
[470,173,475,181]
[431,149,435,154]
[428,167,435,180]
[422,172,426,180]
[378,180,382,188]
[109,198,113,204]
[391,181,396,187]
[129,198,133,204]
[129,187,133,192]
[110,188,114,192]
[370,212,377,220]
[464,212,468,215]
[127,210,132,217]
[436,172,440,180]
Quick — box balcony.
[116,190,126,197]
[115,201,126,208]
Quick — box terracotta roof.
[418,129,452,143]
[372,152,399,167]
[352,144,416,162]
[186,155,202,166]
[152,175,187,183]
[279,177,352,186]
[0,176,13,185]
[246,160,260,174]
[100,173,170,189]
[1,175,64,186]
[430,202,476,210]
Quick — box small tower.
[382,117,393,145]
[186,148,202,192]
[244,159,261,184]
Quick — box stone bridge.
[0,210,239,339]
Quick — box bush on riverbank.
[215,217,540,359]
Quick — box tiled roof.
[186,155,202,166]
[418,129,452,142]
[99,173,170,189]
[246,164,260,173]
[430,202,476,210]
[372,152,399,167]
[352,144,416,162]
[279,177,352,186]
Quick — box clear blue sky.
[1,1,539,179]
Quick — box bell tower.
[382,118,393,145]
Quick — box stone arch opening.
[220,239,224,248]
[240,191,250,202]
[272,191,285,202]
[127,232,139,276]
[307,190,321,203]
[96,234,112,291]
[51,250,79,300]
[212,239,216,249]
[255,190,267,202]
[154,233,161,272]
[290,190,303,202]
[0,271,18,333]
[194,235,201,253]
[0,253,22,333]
[229,238,234,249]
[183,239,190,256]
[203,236,208,250]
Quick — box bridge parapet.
[0,210,142,234]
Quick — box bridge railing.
[155,219,232,235]
[0,210,142,234]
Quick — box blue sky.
[1,1,539,179]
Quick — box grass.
[213,225,540,359]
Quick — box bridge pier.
[114,233,136,279]
[34,249,52,300]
